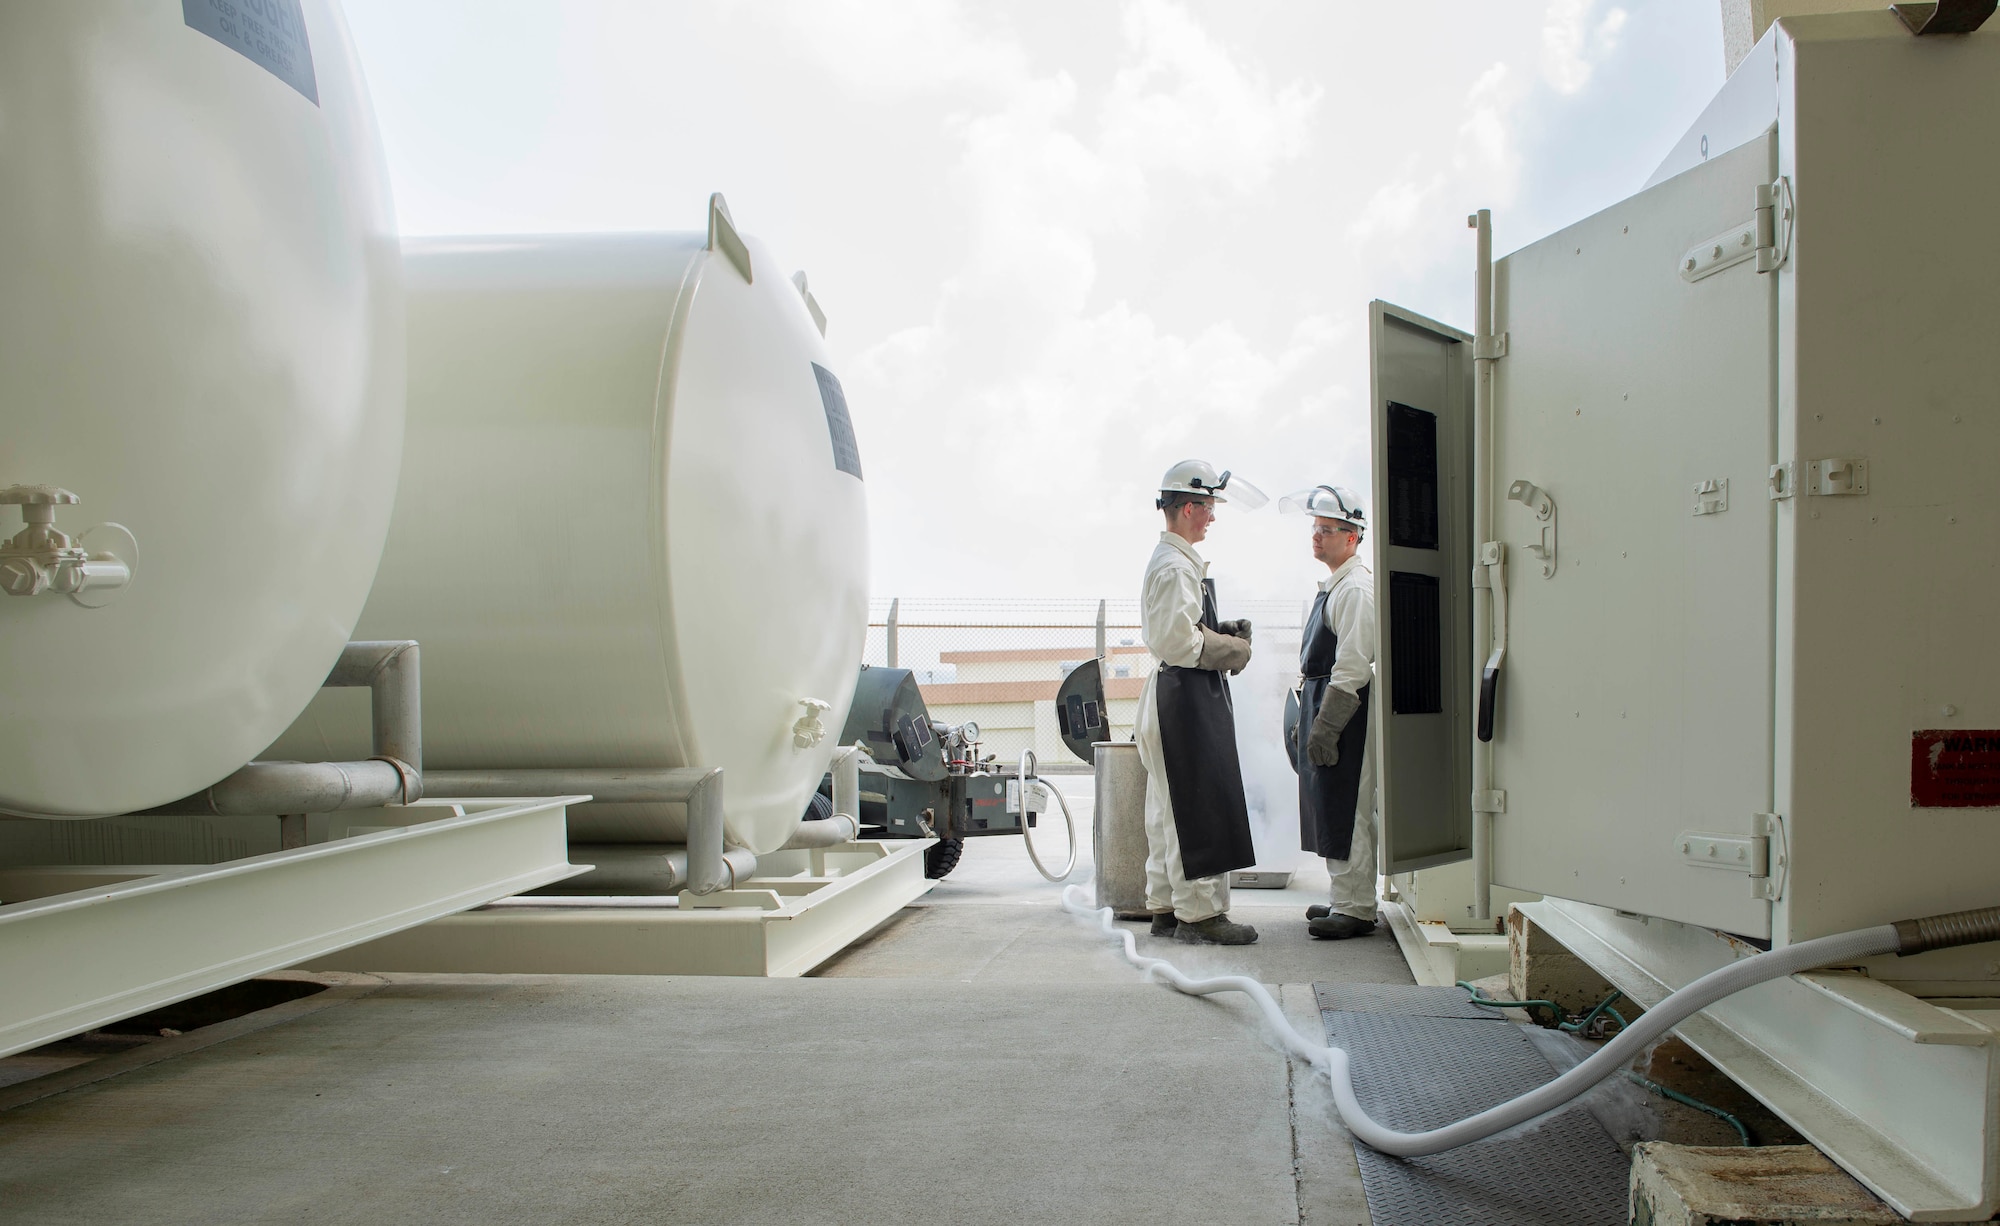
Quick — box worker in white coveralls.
[1132,460,1265,945]
[1283,485,1380,940]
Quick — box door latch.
[1807,458,1869,497]
[1507,481,1557,578]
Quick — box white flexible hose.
[1060,884,1900,1156]
[1018,750,1078,883]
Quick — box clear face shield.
[1198,470,1268,510]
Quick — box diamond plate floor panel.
[1314,984,1629,1226]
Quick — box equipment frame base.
[305,839,936,978]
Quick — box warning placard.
[1911,731,2000,807]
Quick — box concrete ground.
[0,783,1411,1225]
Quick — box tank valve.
[0,486,136,607]
[792,698,832,749]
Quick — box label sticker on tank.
[183,0,319,105]
[1911,730,2000,807]
[813,363,864,480]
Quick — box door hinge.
[1682,178,1793,283]
[1474,332,1509,361]
[1753,177,1793,273]
[1677,815,1787,901]
[1677,830,1768,875]
[1751,811,1788,901]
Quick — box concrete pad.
[814,901,1415,987]
[823,824,1412,989]
[1508,904,1621,1014]
[0,975,1312,1226]
[1281,984,1373,1226]
[1630,1143,1901,1226]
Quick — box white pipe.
[1469,208,1496,924]
[832,744,860,828]
[784,740,864,848]
[536,844,757,893]
[142,640,426,816]
[423,766,738,895]
[1061,883,1907,1157]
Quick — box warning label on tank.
[183,0,319,106]
[1910,731,2000,807]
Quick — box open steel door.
[1369,302,1476,873]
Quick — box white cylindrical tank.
[0,1,403,818]
[272,222,870,855]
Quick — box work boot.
[1305,904,1332,921]
[1174,914,1259,945]
[1149,911,1178,937]
[1307,913,1376,940]
[1113,909,1152,922]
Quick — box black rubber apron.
[1296,586,1371,860]
[1154,578,1257,880]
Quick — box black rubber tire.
[924,837,964,880]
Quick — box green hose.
[1457,982,1634,1035]
[1621,1071,1752,1146]
[1453,980,1562,1023]
[1559,990,1626,1035]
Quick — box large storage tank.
[0,1,403,818]
[272,220,870,854]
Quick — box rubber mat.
[1313,983,1629,1226]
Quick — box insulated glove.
[1307,686,1361,767]
[1196,625,1251,675]
[1215,618,1252,644]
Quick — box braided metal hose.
[1894,905,2000,955]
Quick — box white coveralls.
[1320,554,1379,921]
[1134,532,1230,923]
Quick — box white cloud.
[1542,0,1630,95]
[753,0,1032,99]
[1097,0,1321,191]
[840,0,1333,594]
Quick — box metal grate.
[1316,985,1629,1226]
[1386,401,1440,550]
[1389,571,1443,715]
[1313,981,1509,1020]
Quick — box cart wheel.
[924,837,964,879]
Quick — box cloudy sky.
[345,0,1725,602]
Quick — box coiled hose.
[1061,886,2000,1156]
[1018,751,1077,883]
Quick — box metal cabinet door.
[1369,303,1475,873]
[1489,132,1778,937]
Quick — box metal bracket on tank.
[0,485,135,607]
[792,271,827,337]
[707,193,753,284]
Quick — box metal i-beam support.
[0,797,582,1058]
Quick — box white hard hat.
[1279,485,1367,530]
[1156,460,1268,510]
